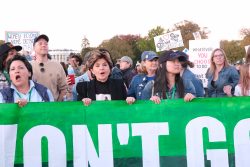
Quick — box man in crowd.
[31,34,67,101]
[119,56,136,88]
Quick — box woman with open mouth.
[76,49,127,106]
[0,55,54,107]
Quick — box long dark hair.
[153,61,185,99]
[0,52,8,71]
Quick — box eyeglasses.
[213,54,224,58]
[39,63,45,72]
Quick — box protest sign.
[1,97,250,166]
[245,45,250,53]
[154,30,184,52]
[192,31,202,40]
[5,31,39,54]
[189,39,219,87]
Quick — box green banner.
[1,97,250,167]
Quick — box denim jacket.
[207,66,239,97]
[127,74,154,100]
[182,68,204,97]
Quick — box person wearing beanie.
[119,56,136,88]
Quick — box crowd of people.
[0,34,250,107]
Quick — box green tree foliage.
[0,40,5,46]
[80,47,95,61]
[99,36,134,63]
[220,40,245,64]
[240,28,250,47]
[80,36,96,61]
[118,34,142,61]
[137,26,165,53]
[171,20,209,49]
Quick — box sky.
[1,0,250,51]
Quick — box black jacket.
[76,78,127,101]
[121,68,136,88]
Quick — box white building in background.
[49,49,80,63]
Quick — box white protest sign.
[5,31,39,54]
[245,45,250,53]
[154,30,184,52]
[189,39,219,87]
[193,31,202,40]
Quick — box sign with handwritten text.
[5,31,39,53]
[154,30,184,52]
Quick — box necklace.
[16,87,34,102]
[166,84,176,99]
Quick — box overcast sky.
[1,0,250,50]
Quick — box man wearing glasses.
[31,34,67,101]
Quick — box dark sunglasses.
[39,63,45,73]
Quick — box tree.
[0,40,4,46]
[80,36,94,61]
[118,34,142,61]
[171,20,209,49]
[137,26,165,53]
[240,28,250,47]
[80,47,95,61]
[99,36,134,62]
[81,36,90,49]
[220,40,245,64]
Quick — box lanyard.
[166,84,176,99]
[3,70,11,85]
[16,87,34,102]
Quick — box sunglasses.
[39,63,45,72]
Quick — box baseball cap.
[120,56,133,66]
[159,50,187,63]
[33,34,49,46]
[141,51,158,61]
[0,42,22,57]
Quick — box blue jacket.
[182,68,204,97]
[207,66,239,97]
[0,82,50,103]
[127,74,154,100]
